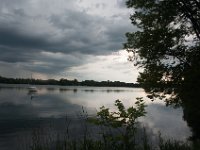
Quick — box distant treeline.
[0,75,140,88]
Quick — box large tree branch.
[177,0,200,40]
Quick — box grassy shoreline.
[23,99,200,150]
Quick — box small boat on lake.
[28,86,37,92]
[28,74,37,92]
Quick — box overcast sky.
[0,0,139,82]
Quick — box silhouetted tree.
[124,0,200,140]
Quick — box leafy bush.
[89,97,147,149]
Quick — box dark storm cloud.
[0,0,135,77]
[0,28,50,49]
[0,45,40,63]
[0,0,133,56]
[24,52,87,74]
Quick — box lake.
[0,84,191,150]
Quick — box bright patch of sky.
[65,50,139,82]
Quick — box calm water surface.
[0,84,191,149]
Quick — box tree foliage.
[124,0,200,140]
[94,98,146,128]
[89,98,146,149]
[124,0,200,103]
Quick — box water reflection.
[27,90,37,100]
[0,84,192,149]
[180,86,200,141]
[59,88,78,93]
[140,104,191,140]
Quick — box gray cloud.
[25,52,88,74]
[0,0,136,79]
[0,28,50,49]
[116,0,127,8]
[0,0,134,55]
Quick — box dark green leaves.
[92,98,146,129]
[124,0,200,104]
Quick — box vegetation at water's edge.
[28,128,199,150]
[24,98,200,150]
[0,75,140,88]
